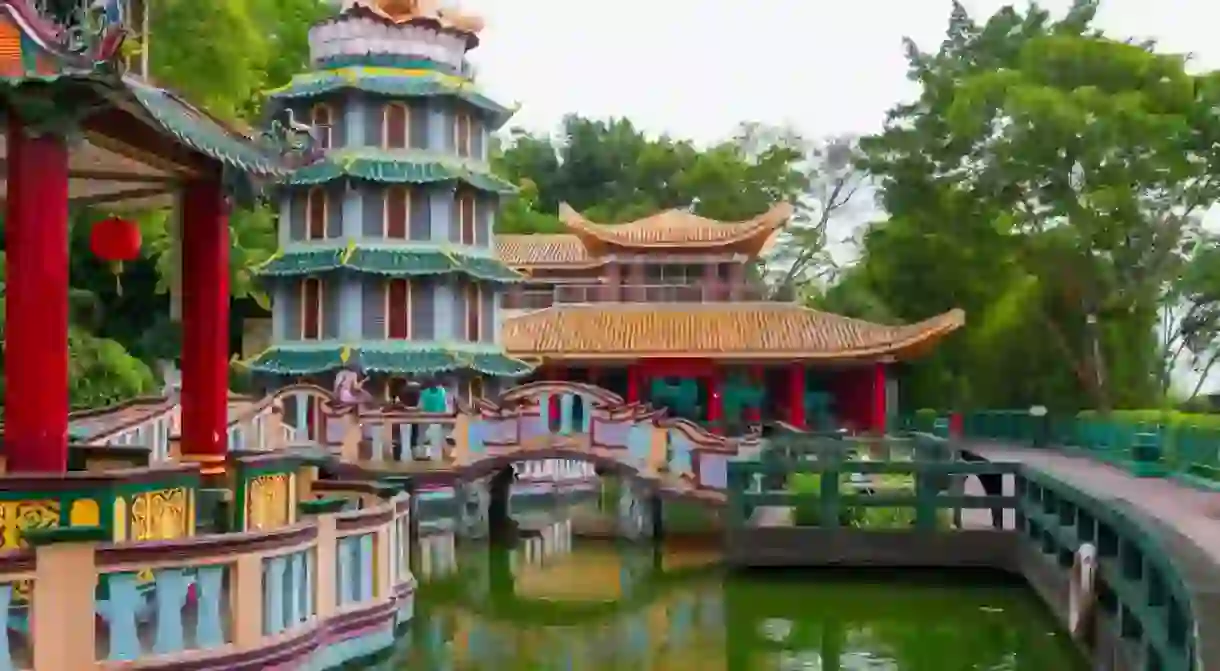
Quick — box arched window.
[386,279,412,339]
[453,109,474,158]
[310,104,333,149]
[384,186,410,239]
[301,278,324,340]
[305,187,327,240]
[383,102,410,149]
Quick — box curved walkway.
[966,441,1220,560]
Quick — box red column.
[4,123,69,472]
[627,364,639,403]
[788,363,806,429]
[179,178,231,476]
[872,362,887,434]
[707,368,723,432]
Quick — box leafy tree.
[857,0,1219,411]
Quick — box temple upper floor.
[498,203,791,309]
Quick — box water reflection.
[388,513,1085,671]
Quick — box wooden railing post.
[314,512,339,616]
[31,534,101,670]
[229,553,264,648]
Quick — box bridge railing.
[952,409,1220,488]
[727,440,1201,670]
[728,438,1019,530]
[0,492,413,670]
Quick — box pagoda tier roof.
[558,202,793,257]
[501,304,964,361]
[248,342,534,377]
[255,244,524,283]
[496,234,603,270]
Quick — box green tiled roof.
[284,149,516,194]
[248,343,535,377]
[266,67,515,129]
[256,246,524,283]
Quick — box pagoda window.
[454,109,475,158]
[310,104,333,150]
[384,186,410,239]
[306,187,328,240]
[465,282,482,341]
[383,102,410,149]
[301,278,324,340]
[457,190,476,245]
[386,279,412,339]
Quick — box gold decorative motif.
[0,500,60,550]
[0,500,60,602]
[247,474,291,531]
[69,499,100,527]
[131,488,189,542]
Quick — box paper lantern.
[89,216,141,294]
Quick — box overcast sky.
[459,0,1216,143]
[453,0,1217,395]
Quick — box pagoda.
[497,205,964,433]
[249,0,534,398]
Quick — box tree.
[857,0,1220,411]
[493,115,809,230]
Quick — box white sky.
[460,0,1217,143]
[455,0,1219,395]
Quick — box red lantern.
[89,216,142,295]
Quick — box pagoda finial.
[336,0,483,34]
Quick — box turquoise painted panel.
[339,275,363,340]
[539,393,551,433]
[263,555,288,635]
[294,393,309,434]
[196,566,226,648]
[105,572,143,660]
[345,94,366,150]
[434,279,455,340]
[468,419,486,455]
[359,534,376,601]
[339,536,358,605]
[627,423,651,467]
[581,400,593,433]
[152,568,191,655]
[303,549,315,620]
[559,394,574,435]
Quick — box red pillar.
[627,364,639,403]
[179,178,231,476]
[872,362,887,434]
[707,368,723,433]
[4,123,69,472]
[788,363,806,429]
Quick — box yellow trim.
[381,101,411,149]
[309,103,334,149]
[301,277,324,340]
[341,238,357,264]
[305,187,329,240]
[383,185,411,239]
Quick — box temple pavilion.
[497,204,964,433]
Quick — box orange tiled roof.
[558,202,793,256]
[496,234,603,268]
[501,304,965,360]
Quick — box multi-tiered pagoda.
[250,0,534,398]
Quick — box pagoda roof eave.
[501,305,965,362]
[557,202,794,257]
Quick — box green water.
[387,524,1087,670]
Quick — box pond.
[375,513,1088,670]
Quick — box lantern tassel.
[110,260,124,296]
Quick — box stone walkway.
[967,442,1220,561]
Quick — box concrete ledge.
[724,528,1017,569]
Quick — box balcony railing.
[502,283,771,309]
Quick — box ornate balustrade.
[0,492,413,670]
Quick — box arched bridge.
[326,380,759,507]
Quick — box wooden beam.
[82,107,214,178]
[68,186,171,206]
[0,160,178,183]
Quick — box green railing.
[957,410,1220,487]
[726,438,1200,671]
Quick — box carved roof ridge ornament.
[337,0,484,34]
[10,0,129,71]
